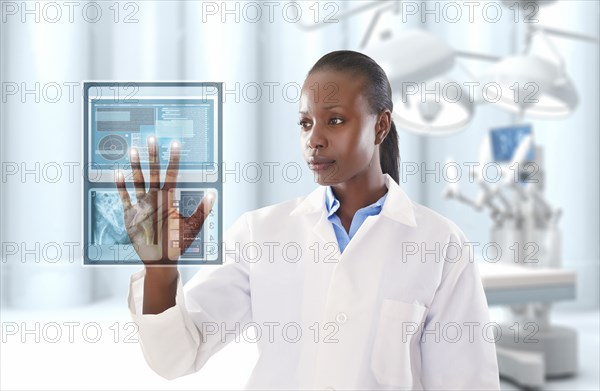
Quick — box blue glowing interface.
[91,99,215,169]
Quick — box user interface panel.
[83,82,223,265]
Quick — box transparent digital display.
[83,82,223,265]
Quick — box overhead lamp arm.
[531,25,600,44]
[453,25,599,66]
[355,1,502,61]
[522,24,599,71]
[358,1,402,49]
[522,24,599,55]
[299,0,600,47]
[454,51,502,62]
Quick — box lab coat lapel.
[289,185,340,384]
[290,184,341,323]
[290,185,336,241]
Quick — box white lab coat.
[128,173,500,390]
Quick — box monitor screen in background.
[489,123,535,163]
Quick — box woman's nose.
[306,124,326,149]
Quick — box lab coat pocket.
[371,299,428,389]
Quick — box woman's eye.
[298,120,310,129]
[330,118,343,125]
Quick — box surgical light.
[299,0,598,134]
[392,77,474,136]
[363,30,476,135]
[479,54,579,119]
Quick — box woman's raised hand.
[115,136,215,265]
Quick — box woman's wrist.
[144,265,179,286]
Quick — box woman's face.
[299,69,387,186]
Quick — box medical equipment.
[478,262,577,389]
[443,124,577,388]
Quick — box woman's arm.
[143,266,178,314]
[119,137,247,379]
[128,212,253,380]
[420,233,500,390]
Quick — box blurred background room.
[1,1,598,389]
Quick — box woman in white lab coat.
[117,50,500,390]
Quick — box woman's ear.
[376,110,392,144]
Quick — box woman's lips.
[307,156,335,171]
[308,161,335,171]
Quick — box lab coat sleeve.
[127,212,253,380]
[419,231,500,390]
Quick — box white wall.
[531,1,600,309]
[1,9,93,308]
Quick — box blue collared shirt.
[325,186,388,254]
